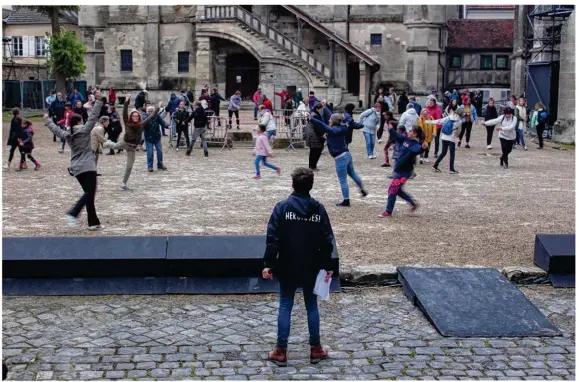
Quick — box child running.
[16,120,41,171]
[252,125,281,179]
[380,125,426,217]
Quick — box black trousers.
[8,144,21,162]
[458,121,473,143]
[309,147,323,170]
[434,131,441,155]
[536,121,546,148]
[433,140,456,171]
[211,107,221,126]
[19,151,36,165]
[486,125,495,146]
[500,138,513,166]
[176,125,190,148]
[228,110,240,128]
[68,171,100,227]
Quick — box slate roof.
[446,19,515,50]
[466,5,516,9]
[3,7,77,25]
[3,8,13,21]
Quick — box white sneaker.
[487,145,492,150]
[88,225,105,231]
[524,146,528,151]
[423,158,430,163]
[66,214,78,228]
[58,149,64,153]
[176,147,179,152]
[3,162,9,169]
[368,156,372,159]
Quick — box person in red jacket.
[275,89,288,109]
[263,95,273,113]
[424,98,442,157]
[108,87,117,104]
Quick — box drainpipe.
[346,5,350,43]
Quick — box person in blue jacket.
[310,113,368,207]
[166,93,180,138]
[380,124,426,217]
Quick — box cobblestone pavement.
[2,286,574,381]
[2,117,575,268]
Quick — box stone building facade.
[78,5,510,108]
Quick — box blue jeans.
[277,282,320,349]
[516,128,526,147]
[170,113,176,137]
[145,140,163,169]
[267,130,277,139]
[254,105,259,118]
[386,171,416,213]
[254,155,279,176]
[334,152,363,200]
[363,132,376,157]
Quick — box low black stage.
[533,234,575,287]
[398,267,561,338]
[3,235,341,296]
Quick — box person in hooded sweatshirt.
[397,91,409,114]
[310,114,368,207]
[186,101,209,157]
[399,103,419,130]
[358,103,382,159]
[483,106,518,169]
[262,167,334,367]
[306,102,327,171]
[228,90,242,129]
[43,94,104,230]
[104,95,162,190]
[425,108,464,174]
[482,98,499,149]
[379,125,426,217]
[166,93,180,138]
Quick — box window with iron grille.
[480,55,493,70]
[12,37,23,57]
[546,24,562,45]
[35,36,47,57]
[496,55,509,70]
[178,51,189,73]
[370,34,382,46]
[120,50,133,72]
[449,54,462,69]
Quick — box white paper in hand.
[314,269,331,301]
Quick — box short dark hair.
[309,91,314,95]
[65,102,72,108]
[12,107,19,117]
[344,103,355,114]
[385,111,394,118]
[292,167,314,194]
[69,113,83,127]
[258,125,266,132]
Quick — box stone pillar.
[554,11,575,143]
[145,6,160,90]
[403,5,445,95]
[329,40,336,87]
[511,5,530,97]
[78,6,108,87]
[195,36,212,93]
[359,61,370,108]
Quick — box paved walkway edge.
[340,264,547,284]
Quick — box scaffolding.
[527,5,574,64]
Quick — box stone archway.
[225,54,259,100]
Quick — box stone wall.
[270,64,310,108]
[159,23,196,90]
[2,64,50,81]
[554,11,575,144]
[101,24,148,89]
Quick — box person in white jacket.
[399,104,419,130]
[258,105,277,140]
[425,108,464,174]
[358,103,382,159]
[483,107,518,169]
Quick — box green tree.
[46,29,87,88]
[15,6,80,93]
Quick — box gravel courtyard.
[2,114,575,268]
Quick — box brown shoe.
[310,344,328,364]
[267,346,287,367]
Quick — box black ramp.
[398,267,561,337]
[534,234,575,288]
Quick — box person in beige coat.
[91,116,109,176]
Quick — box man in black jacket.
[262,168,334,367]
[186,102,209,157]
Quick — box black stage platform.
[534,234,575,288]
[3,235,340,296]
[398,267,561,337]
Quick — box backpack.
[441,119,454,135]
[538,111,548,123]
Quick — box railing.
[204,5,331,80]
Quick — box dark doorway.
[347,61,360,96]
[226,53,259,100]
[240,5,252,13]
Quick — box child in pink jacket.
[253,125,281,179]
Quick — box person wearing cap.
[483,106,517,169]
